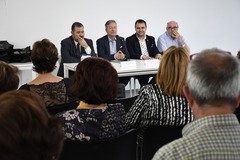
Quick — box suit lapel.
[104,36,111,55]
[134,35,141,54]
[145,36,151,52]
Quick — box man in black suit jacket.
[126,19,161,87]
[97,20,130,86]
[57,22,96,77]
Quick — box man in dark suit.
[126,19,161,87]
[57,22,96,77]
[97,20,130,86]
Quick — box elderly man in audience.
[153,48,240,159]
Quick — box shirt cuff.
[85,46,91,54]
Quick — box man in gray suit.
[57,22,96,77]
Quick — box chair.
[117,83,126,98]
[140,125,183,160]
[46,101,79,115]
[59,129,138,160]
[116,95,138,112]
[234,106,240,123]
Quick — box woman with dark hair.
[56,57,126,141]
[0,61,19,94]
[126,46,194,130]
[19,39,77,107]
[0,90,63,160]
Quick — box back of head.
[156,46,189,96]
[0,90,63,160]
[186,48,240,107]
[0,61,19,94]
[31,39,58,74]
[71,57,118,104]
[237,50,240,60]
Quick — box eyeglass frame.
[167,26,178,30]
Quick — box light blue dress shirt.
[157,32,186,52]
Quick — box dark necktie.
[76,43,82,59]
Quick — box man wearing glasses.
[157,21,190,53]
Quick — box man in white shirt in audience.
[153,48,240,160]
[157,21,190,54]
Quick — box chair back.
[117,83,126,98]
[46,101,79,115]
[141,125,183,160]
[117,95,138,112]
[59,129,138,160]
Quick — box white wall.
[1,0,240,56]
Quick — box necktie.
[77,43,82,60]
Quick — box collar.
[108,36,116,41]
[136,34,146,41]
[182,114,239,136]
[77,101,107,109]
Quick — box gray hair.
[105,20,116,29]
[186,48,240,106]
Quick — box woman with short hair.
[56,57,126,141]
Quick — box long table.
[63,59,160,78]
[63,59,160,96]
[10,62,38,87]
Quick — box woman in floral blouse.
[57,57,126,141]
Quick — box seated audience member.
[125,46,193,131]
[97,20,130,86]
[0,90,63,160]
[19,39,77,107]
[56,57,126,141]
[126,19,161,87]
[0,61,19,94]
[57,22,96,77]
[153,48,240,160]
[157,21,190,54]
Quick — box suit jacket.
[96,35,130,60]
[57,36,96,77]
[126,34,160,59]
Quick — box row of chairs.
[47,95,183,160]
[47,95,138,115]
[59,125,183,160]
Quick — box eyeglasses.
[167,26,178,30]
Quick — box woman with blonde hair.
[126,46,193,130]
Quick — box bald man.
[157,21,190,54]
